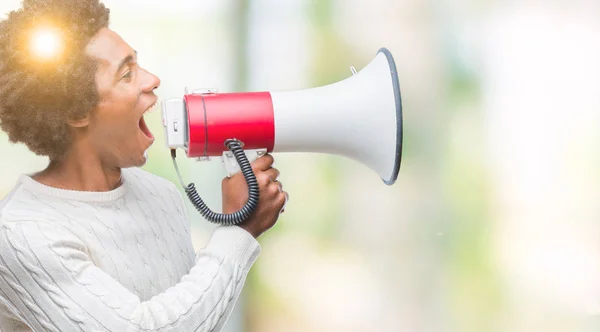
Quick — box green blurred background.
[2,0,600,331]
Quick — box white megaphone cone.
[162,47,403,186]
[271,48,402,185]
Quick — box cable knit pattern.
[0,167,261,332]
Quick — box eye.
[121,70,132,81]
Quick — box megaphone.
[162,47,402,225]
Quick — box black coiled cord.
[170,139,259,226]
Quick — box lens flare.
[29,27,63,61]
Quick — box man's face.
[84,27,160,167]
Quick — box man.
[0,0,288,331]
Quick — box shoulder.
[0,178,59,225]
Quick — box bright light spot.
[29,27,63,60]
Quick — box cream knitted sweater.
[0,167,260,332]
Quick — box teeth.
[144,103,156,115]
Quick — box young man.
[0,0,288,331]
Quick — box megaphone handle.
[222,149,267,177]
[170,139,260,226]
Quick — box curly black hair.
[0,0,110,160]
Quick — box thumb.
[251,153,274,171]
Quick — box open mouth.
[139,102,156,140]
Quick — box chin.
[132,159,147,168]
[130,142,153,167]
[121,151,149,168]
[133,153,149,167]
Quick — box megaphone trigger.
[222,148,267,177]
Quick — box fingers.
[247,154,288,215]
[271,179,283,194]
[278,191,289,214]
[262,167,280,182]
[257,169,286,205]
[251,153,274,171]
[256,167,279,186]
[261,175,282,195]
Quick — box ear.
[67,115,90,128]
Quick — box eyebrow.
[115,50,138,76]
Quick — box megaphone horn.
[162,47,403,224]
[163,47,402,182]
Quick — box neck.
[33,146,122,192]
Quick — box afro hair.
[0,0,110,160]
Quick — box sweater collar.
[17,169,131,203]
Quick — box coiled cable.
[170,139,259,225]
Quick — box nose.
[142,69,161,92]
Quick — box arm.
[0,220,259,332]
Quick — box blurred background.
[2,0,600,331]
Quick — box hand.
[221,154,288,238]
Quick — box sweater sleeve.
[0,220,260,332]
